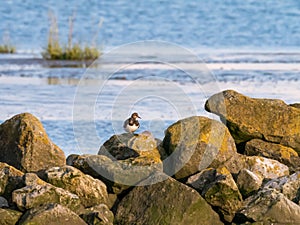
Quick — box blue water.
[1,0,300,156]
[1,0,300,51]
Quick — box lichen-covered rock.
[187,167,243,222]
[280,134,300,156]
[67,154,161,194]
[244,156,289,179]
[0,162,24,202]
[0,208,23,225]
[236,169,263,197]
[99,132,162,164]
[0,113,66,172]
[80,204,114,225]
[12,183,82,213]
[43,165,109,208]
[262,172,300,203]
[115,172,223,225]
[163,116,237,180]
[18,203,87,225]
[245,139,300,172]
[23,173,47,186]
[235,189,300,224]
[205,90,300,153]
[290,103,300,109]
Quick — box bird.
[123,112,141,133]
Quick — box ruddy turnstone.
[123,112,141,133]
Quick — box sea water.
[1,1,300,156]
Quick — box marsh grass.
[0,45,16,54]
[42,11,101,60]
[0,30,16,54]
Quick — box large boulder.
[80,204,114,225]
[18,203,87,225]
[115,173,223,225]
[67,154,160,194]
[0,113,66,172]
[235,189,300,224]
[245,139,300,172]
[162,116,238,180]
[0,162,24,203]
[0,208,23,225]
[43,165,109,208]
[12,182,82,213]
[187,167,243,222]
[205,90,300,153]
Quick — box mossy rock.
[18,203,87,225]
[245,139,300,172]
[0,162,24,203]
[80,204,114,225]
[0,113,65,172]
[0,208,22,225]
[236,189,300,224]
[115,172,223,225]
[43,165,109,208]
[163,116,237,179]
[205,90,300,153]
[12,183,83,213]
[67,154,161,194]
[187,167,243,222]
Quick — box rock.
[0,113,65,173]
[290,103,300,109]
[0,208,23,225]
[12,183,82,213]
[115,172,223,225]
[24,173,47,186]
[235,189,300,224]
[244,156,289,179]
[187,167,243,222]
[280,134,300,155]
[245,139,300,172]
[43,165,109,208]
[0,196,9,208]
[0,162,24,203]
[205,90,300,153]
[263,172,300,203]
[18,203,87,225]
[236,169,263,197]
[107,193,117,209]
[162,116,237,180]
[99,132,162,164]
[80,204,114,225]
[67,154,161,194]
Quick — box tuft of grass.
[42,11,101,61]
[0,45,15,54]
[43,43,100,60]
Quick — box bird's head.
[131,112,141,119]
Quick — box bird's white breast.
[124,123,139,133]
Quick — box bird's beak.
[138,116,141,119]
